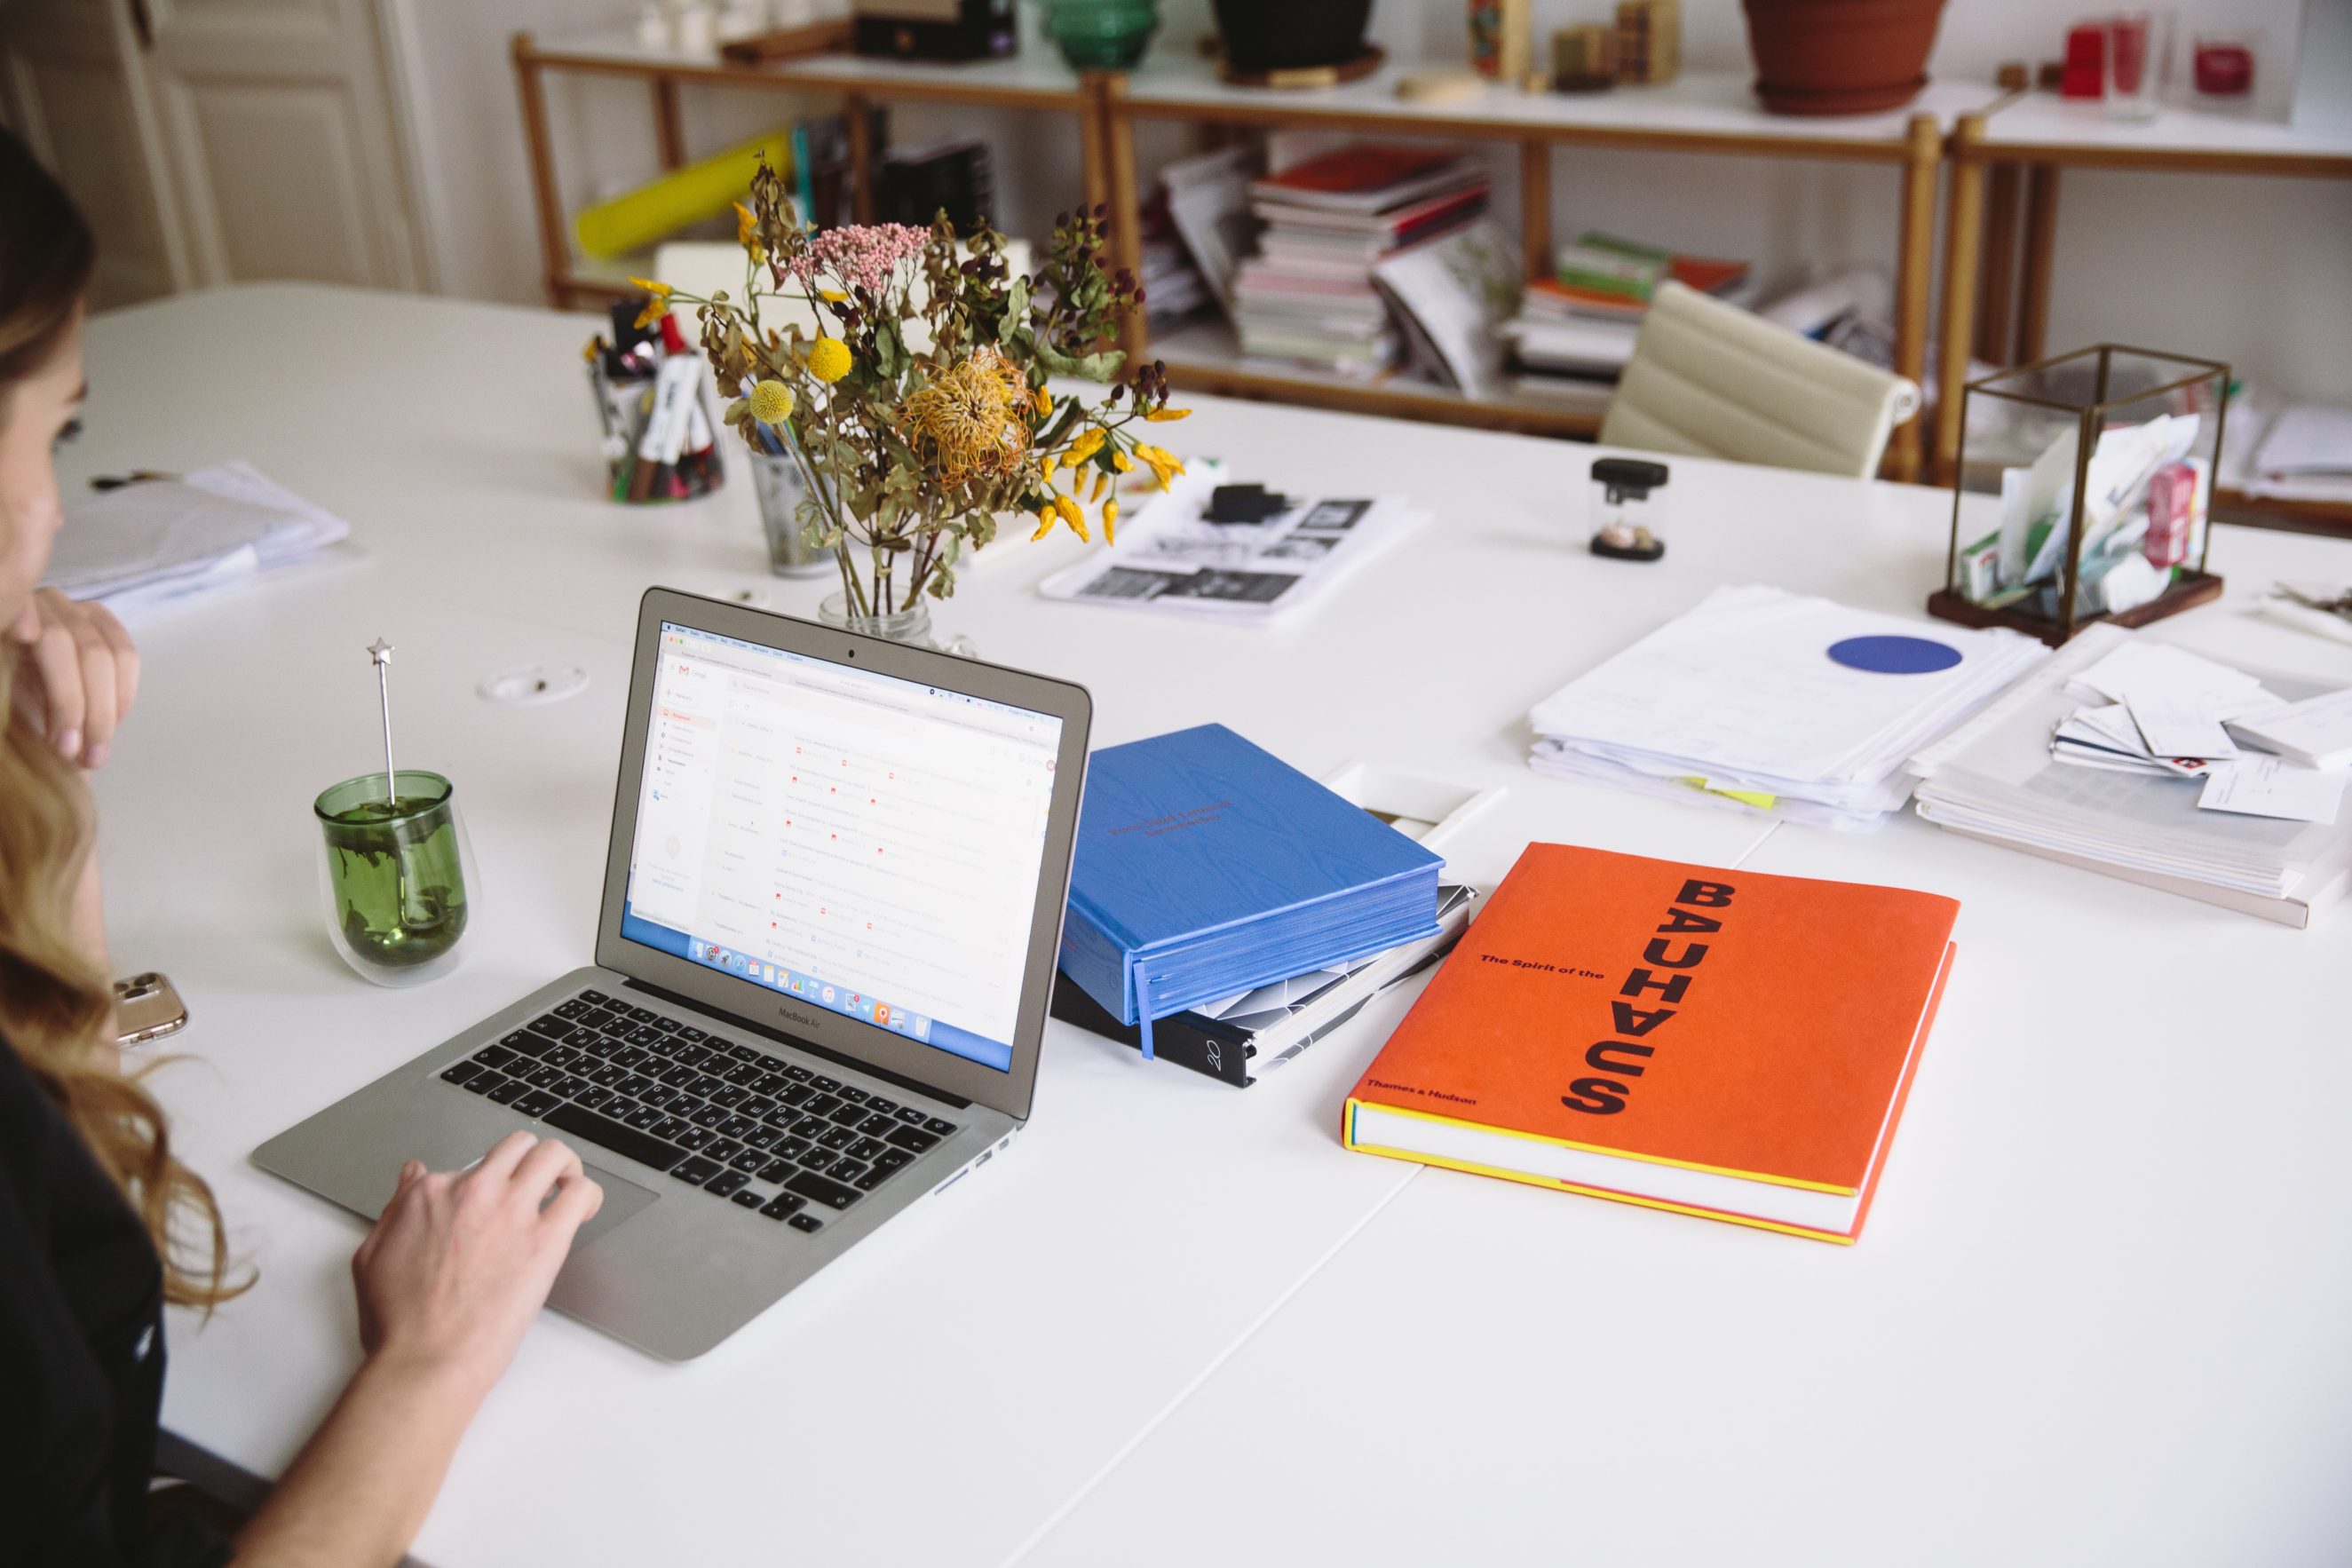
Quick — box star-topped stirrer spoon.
[314,637,472,986]
[368,637,396,805]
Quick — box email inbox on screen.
[623,625,1059,1072]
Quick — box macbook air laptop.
[257,587,1092,1359]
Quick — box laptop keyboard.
[433,989,960,1235]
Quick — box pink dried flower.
[787,223,929,296]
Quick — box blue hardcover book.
[1061,724,1443,1059]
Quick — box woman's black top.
[0,1041,230,1567]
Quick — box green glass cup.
[314,770,476,986]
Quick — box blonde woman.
[0,131,602,1566]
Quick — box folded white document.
[2069,641,2267,711]
[2199,756,2345,826]
[2126,693,2239,762]
[2227,687,2352,771]
[47,463,352,624]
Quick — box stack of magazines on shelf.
[1232,144,1489,379]
[1137,186,1213,333]
[1502,233,1750,414]
[1910,624,2352,927]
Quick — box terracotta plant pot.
[1211,0,1372,74]
[1740,0,1948,115]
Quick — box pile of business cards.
[2048,642,2344,825]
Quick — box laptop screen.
[619,621,1065,1073]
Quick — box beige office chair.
[1598,280,1921,479]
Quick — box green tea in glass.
[315,770,476,986]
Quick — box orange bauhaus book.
[1342,843,1959,1244]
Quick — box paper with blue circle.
[1826,634,1965,675]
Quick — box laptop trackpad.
[568,1161,660,1254]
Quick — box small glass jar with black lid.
[1590,457,1668,561]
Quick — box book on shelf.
[1060,724,1445,1060]
[1234,143,1491,381]
[1556,235,1668,299]
[1160,145,1256,327]
[1248,145,1485,215]
[1343,843,1960,1245]
[1234,325,1400,379]
[1505,369,1616,415]
[877,137,994,231]
[1501,234,1748,405]
[1138,187,1211,329]
[1052,884,1478,1086]
[788,107,883,231]
[1247,184,1493,242]
[1500,313,1640,376]
[1231,270,1387,308]
[1371,218,1520,400]
[1551,233,1750,305]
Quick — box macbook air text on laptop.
[257,588,1093,1359]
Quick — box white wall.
[397,0,2352,403]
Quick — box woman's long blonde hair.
[1,131,241,1310]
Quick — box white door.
[0,0,186,306]
[139,0,430,289]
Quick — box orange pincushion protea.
[899,346,1033,487]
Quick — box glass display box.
[1928,344,2229,647]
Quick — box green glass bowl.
[315,770,475,986]
[1043,0,1160,69]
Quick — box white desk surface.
[72,284,2352,1567]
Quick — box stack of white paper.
[1524,584,2047,830]
[46,462,352,624]
[2247,403,2352,504]
[1912,625,2352,926]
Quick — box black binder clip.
[1204,483,1290,524]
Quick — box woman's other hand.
[10,587,138,769]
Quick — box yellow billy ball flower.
[748,378,796,424]
[807,337,852,383]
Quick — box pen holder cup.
[315,771,477,987]
[591,357,727,504]
[750,451,835,577]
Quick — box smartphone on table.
[115,972,189,1047]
